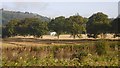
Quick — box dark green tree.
[3,18,48,38]
[15,18,30,36]
[28,20,48,38]
[86,12,111,38]
[48,16,65,39]
[5,19,20,37]
[111,17,120,37]
[111,17,120,34]
[65,15,86,39]
[16,18,48,38]
[2,26,10,38]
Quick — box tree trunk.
[77,34,81,38]
[57,35,59,39]
[73,34,75,39]
[41,36,43,39]
[94,34,97,39]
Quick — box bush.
[95,40,108,56]
[72,51,88,62]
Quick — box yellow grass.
[13,34,119,39]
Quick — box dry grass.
[14,35,80,39]
[13,34,120,39]
[1,41,119,66]
[1,34,119,48]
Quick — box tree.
[65,15,86,39]
[5,19,20,37]
[48,16,65,39]
[86,12,111,38]
[111,17,120,34]
[28,20,48,38]
[2,26,10,38]
[16,18,48,38]
[15,18,30,36]
[110,17,120,37]
[3,18,48,38]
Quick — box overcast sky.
[1,2,118,18]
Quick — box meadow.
[1,38,119,66]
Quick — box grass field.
[1,37,120,66]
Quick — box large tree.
[2,18,48,38]
[5,19,20,37]
[48,16,65,39]
[2,26,10,38]
[111,17,120,34]
[28,20,48,38]
[16,18,48,38]
[15,18,31,36]
[86,12,111,38]
[65,15,86,39]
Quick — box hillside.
[1,9,50,25]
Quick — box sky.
[118,2,120,15]
[0,0,119,2]
[1,2,119,18]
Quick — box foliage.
[2,18,48,38]
[2,11,120,39]
[2,41,119,66]
[21,18,48,38]
[95,40,108,56]
[2,19,20,38]
[48,16,65,38]
[72,51,88,62]
[65,15,86,39]
[2,26,10,38]
[111,18,120,34]
[86,12,111,37]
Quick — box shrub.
[72,51,88,62]
[95,40,108,56]
[109,43,118,51]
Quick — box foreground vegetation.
[2,40,119,66]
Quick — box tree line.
[2,12,120,38]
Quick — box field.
[1,36,120,66]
